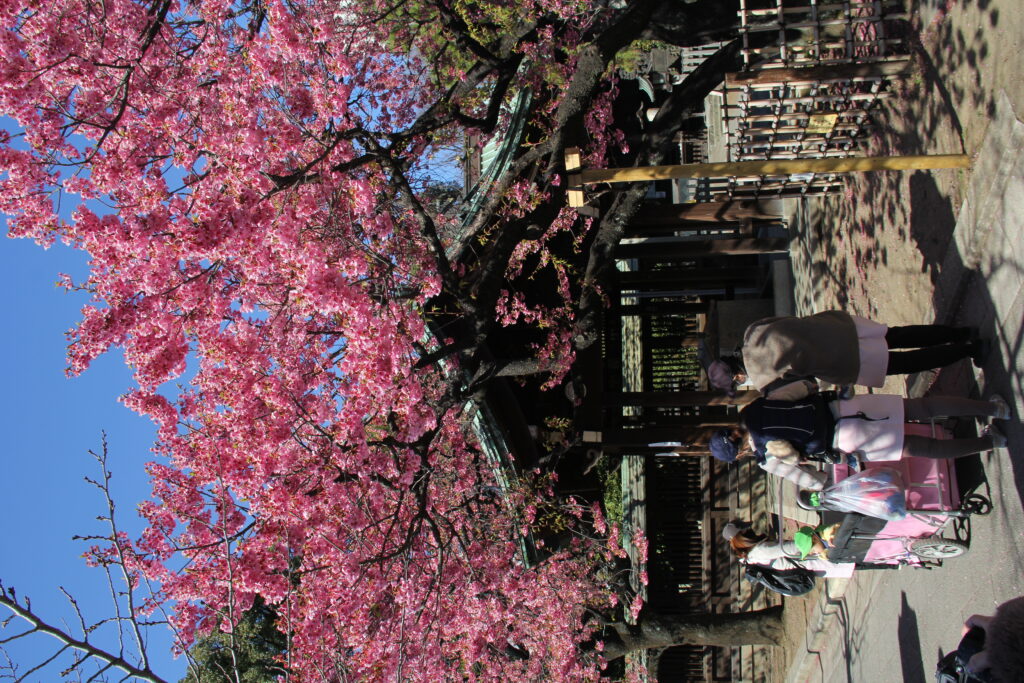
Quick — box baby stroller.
[799,423,991,569]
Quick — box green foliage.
[543,416,572,432]
[180,599,289,683]
[595,456,623,525]
[613,39,672,72]
[453,0,518,47]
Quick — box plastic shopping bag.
[811,467,907,521]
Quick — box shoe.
[982,423,1008,449]
[989,393,1012,421]
[971,339,993,368]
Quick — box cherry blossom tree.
[0,441,783,681]
[0,0,774,679]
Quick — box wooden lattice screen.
[711,0,910,197]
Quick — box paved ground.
[776,0,1024,681]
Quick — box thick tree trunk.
[604,606,785,660]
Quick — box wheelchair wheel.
[911,538,968,560]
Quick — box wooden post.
[631,200,781,224]
[725,60,913,87]
[606,391,759,407]
[577,154,971,186]
[616,267,764,287]
[565,147,587,208]
[615,237,788,259]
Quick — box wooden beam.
[615,237,788,259]
[631,201,780,225]
[601,426,729,446]
[624,414,739,429]
[616,266,764,287]
[577,154,971,185]
[564,147,586,208]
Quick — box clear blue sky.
[1,233,186,679]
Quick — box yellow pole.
[574,154,971,185]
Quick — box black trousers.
[884,325,974,375]
[901,396,996,459]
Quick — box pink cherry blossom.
[0,0,642,678]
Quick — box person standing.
[731,311,987,393]
[709,393,1010,490]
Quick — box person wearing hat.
[710,425,830,490]
[708,354,825,402]
[739,311,987,394]
[706,355,744,397]
[723,522,851,577]
[710,392,1011,491]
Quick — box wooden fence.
[646,456,716,680]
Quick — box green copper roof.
[455,88,533,251]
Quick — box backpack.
[743,563,817,596]
[740,394,835,460]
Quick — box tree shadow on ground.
[785,38,965,318]
[908,168,1024,510]
[905,165,1024,599]
[908,171,958,288]
[792,75,1024,510]
[925,0,1003,151]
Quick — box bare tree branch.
[0,588,168,683]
